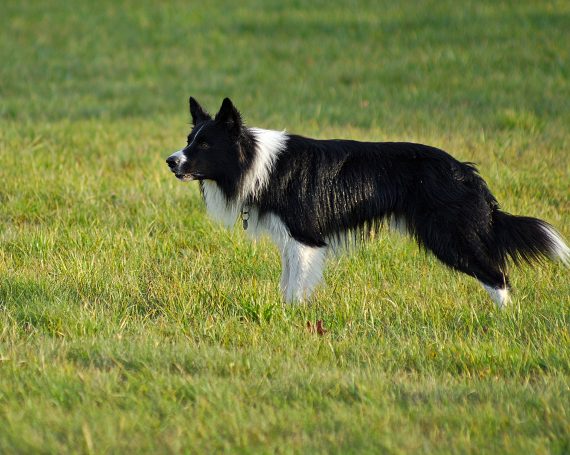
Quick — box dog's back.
[167,97,569,307]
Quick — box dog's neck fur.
[200,127,288,226]
[240,128,288,200]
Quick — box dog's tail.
[492,211,569,267]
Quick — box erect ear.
[189,97,211,125]
[214,97,243,137]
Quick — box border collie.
[166,97,568,308]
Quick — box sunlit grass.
[1,0,569,453]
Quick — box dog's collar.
[240,205,250,230]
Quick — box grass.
[1,0,569,453]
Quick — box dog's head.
[166,97,246,182]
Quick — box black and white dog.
[166,97,568,308]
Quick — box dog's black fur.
[167,97,568,304]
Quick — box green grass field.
[1,0,569,453]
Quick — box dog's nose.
[166,156,179,168]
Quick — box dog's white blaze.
[169,149,187,164]
[481,283,511,309]
[168,123,208,164]
[189,123,207,148]
[241,128,287,199]
[542,224,570,266]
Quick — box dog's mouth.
[173,172,204,182]
[175,173,193,181]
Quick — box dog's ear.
[215,97,243,137]
[189,97,211,125]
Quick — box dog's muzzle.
[166,152,197,181]
[166,155,180,169]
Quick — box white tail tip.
[542,225,570,267]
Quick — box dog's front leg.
[281,240,327,303]
[279,246,291,297]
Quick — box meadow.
[1,0,569,453]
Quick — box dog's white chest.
[201,181,240,227]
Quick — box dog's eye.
[199,142,210,149]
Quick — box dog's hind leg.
[480,282,511,309]
[456,247,512,309]
[413,216,512,308]
[453,247,512,309]
[281,240,327,303]
[433,242,512,308]
[451,255,512,308]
